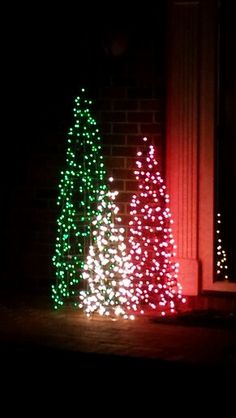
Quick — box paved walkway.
[1,295,235,411]
[1,295,236,378]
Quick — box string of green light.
[52,89,107,309]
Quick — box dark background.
[1,2,166,292]
[1,1,236,294]
[217,0,236,280]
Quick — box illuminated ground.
[1,293,235,381]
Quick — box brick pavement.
[0,297,235,373]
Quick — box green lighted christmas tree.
[52,89,107,309]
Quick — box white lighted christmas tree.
[216,213,228,280]
[79,188,135,319]
[52,89,107,309]
[128,137,186,316]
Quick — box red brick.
[101,123,112,133]
[111,75,135,86]
[103,146,112,156]
[152,134,163,144]
[109,180,125,191]
[113,124,138,134]
[154,111,162,123]
[125,181,138,191]
[126,158,137,169]
[128,112,153,123]
[102,87,127,99]
[123,203,130,214]
[104,157,125,168]
[112,169,134,179]
[115,203,125,214]
[127,87,152,99]
[140,99,161,110]
[126,135,143,146]
[96,99,112,110]
[140,124,161,134]
[113,100,138,110]
[101,112,126,122]
[116,191,134,202]
[126,134,163,149]
[118,214,131,225]
[112,147,136,157]
[102,135,125,146]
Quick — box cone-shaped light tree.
[128,137,186,316]
[215,213,228,280]
[52,89,107,309]
[79,189,135,319]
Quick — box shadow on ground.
[150,309,236,329]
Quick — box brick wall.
[2,6,166,294]
[94,86,164,238]
[3,2,235,313]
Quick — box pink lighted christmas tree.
[128,137,186,316]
